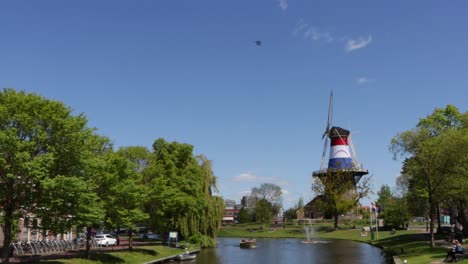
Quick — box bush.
[187,233,217,248]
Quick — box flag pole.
[376,211,379,239]
[370,205,374,240]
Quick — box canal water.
[192,237,385,264]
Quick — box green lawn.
[26,242,188,264]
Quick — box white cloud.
[345,35,372,52]
[293,19,373,53]
[356,77,375,85]
[238,190,251,197]
[293,20,334,43]
[293,19,309,36]
[232,172,288,186]
[278,0,288,10]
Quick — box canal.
[192,237,385,264]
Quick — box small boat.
[240,238,257,249]
[175,251,197,261]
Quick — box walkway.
[0,238,159,263]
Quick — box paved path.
[0,238,159,263]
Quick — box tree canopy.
[390,104,467,247]
[311,172,372,229]
[0,89,225,261]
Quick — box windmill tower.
[313,92,368,183]
[309,92,369,220]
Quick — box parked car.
[95,234,117,246]
[138,231,160,240]
[144,233,160,240]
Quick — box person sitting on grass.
[444,239,463,262]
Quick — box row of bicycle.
[9,238,99,256]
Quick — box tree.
[255,199,273,228]
[390,105,467,247]
[251,183,282,216]
[116,146,150,174]
[375,185,410,229]
[0,89,99,262]
[94,151,148,250]
[144,139,223,247]
[296,197,305,210]
[376,185,393,212]
[283,197,305,220]
[382,197,409,229]
[237,207,250,224]
[282,208,297,220]
[311,172,372,229]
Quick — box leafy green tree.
[255,199,273,228]
[390,105,467,247]
[374,186,410,229]
[36,176,102,238]
[116,146,150,174]
[94,151,149,250]
[282,207,297,220]
[144,139,223,247]
[237,207,250,224]
[198,155,224,238]
[312,171,372,229]
[0,89,100,262]
[382,198,410,229]
[251,183,282,216]
[376,185,393,213]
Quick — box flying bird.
[255,40,262,46]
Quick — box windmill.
[313,92,368,184]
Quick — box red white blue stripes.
[328,134,353,169]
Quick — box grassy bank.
[219,223,449,264]
[26,242,188,264]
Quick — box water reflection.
[193,237,384,264]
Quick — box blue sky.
[1,1,467,209]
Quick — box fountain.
[302,219,316,243]
[302,219,329,244]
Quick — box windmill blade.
[322,91,333,139]
[320,136,329,170]
[327,91,333,131]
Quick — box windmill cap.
[330,126,350,138]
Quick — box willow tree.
[0,89,101,262]
[195,155,224,244]
[144,139,223,247]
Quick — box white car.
[95,234,117,246]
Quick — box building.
[241,195,257,209]
[296,195,329,220]
[222,206,239,224]
[224,199,236,208]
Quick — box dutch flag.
[371,202,380,216]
